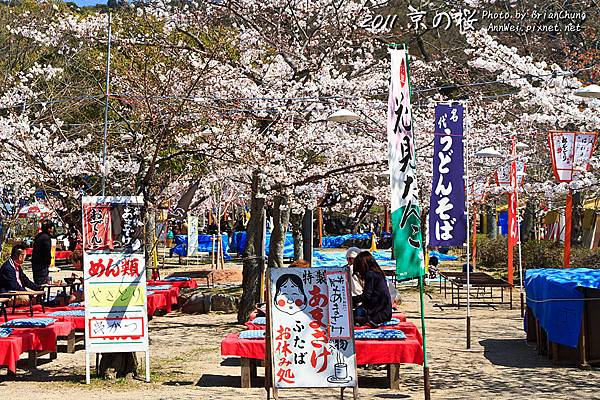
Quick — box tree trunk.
[521,200,536,242]
[572,191,584,246]
[237,171,265,324]
[289,211,303,261]
[144,207,156,280]
[99,352,138,379]
[487,204,498,239]
[268,195,290,268]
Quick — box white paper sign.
[496,161,525,187]
[269,267,357,389]
[326,272,352,339]
[549,131,597,182]
[82,196,149,353]
[187,214,198,257]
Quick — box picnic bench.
[221,327,423,389]
[439,271,513,308]
[195,270,214,288]
[2,290,46,316]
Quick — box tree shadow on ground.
[480,338,553,368]
[0,366,85,383]
[372,394,411,399]
[196,373,251,388]
[163,380,195,386]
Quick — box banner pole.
[464,104,471,350]
[516,156,524,317]
[472,204,477,269]
[101,11,112,196]
[419,274,431,400]
[564,189,573,268]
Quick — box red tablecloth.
[147,293,168,316]
[355,321,423,345]
[392,312,407,322]
[10,326,57,353]
[148,279,198,289]
[245,313,411,333]
[10,304,45,315]
[46,315,84,331]
[148,287,179,311]
[5,315,76,337]
[24,248,72,260]
[220,333,424,365]
[0,335,25,373]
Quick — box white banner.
[269,267,357,388]
[187,214,199,257]
[549,131,597,182]
[387,48,418,212]
[82,196,148,354]
[496,160,526,186]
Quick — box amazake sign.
[268,267,357,389]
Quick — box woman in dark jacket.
[352,251,392,326]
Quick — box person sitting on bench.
[0,243,42,306]
[352,251,392,327]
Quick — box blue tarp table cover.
[428,250,458,261]
[525,268,600,348]
[172,234,231,259]
[229,231,247,253]
[321,233,372,248]
[312,250,395,268]
[223,232,294,258]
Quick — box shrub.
[474,235,507,270]
[476,237,600,271]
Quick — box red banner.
[508,139,518,247]
[83,204,113,251]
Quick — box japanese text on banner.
[428,104,465,247]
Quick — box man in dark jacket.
[31,220,54,285]
[0,243,41,293]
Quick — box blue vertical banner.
[428,103,466,247]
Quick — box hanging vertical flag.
[508,139,518,248]
[428,103,465,247]
[387,48,424,280]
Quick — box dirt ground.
[2,257,599,399]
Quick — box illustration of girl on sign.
[274,274,307,315]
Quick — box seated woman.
[352,251,392,327]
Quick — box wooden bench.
[5,290,46,316]
[239,357,402,389]
[196,270,214,288]
[221,333,423,390]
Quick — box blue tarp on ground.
[266,232,295,258]
[525,268,600,348]
[498,211,508,235]
[172,234,231,260]
[225,231,294,258]
[312,250,395,268]
[321,233,374,248]
[428,250,458,261]
[229,231,247,254]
